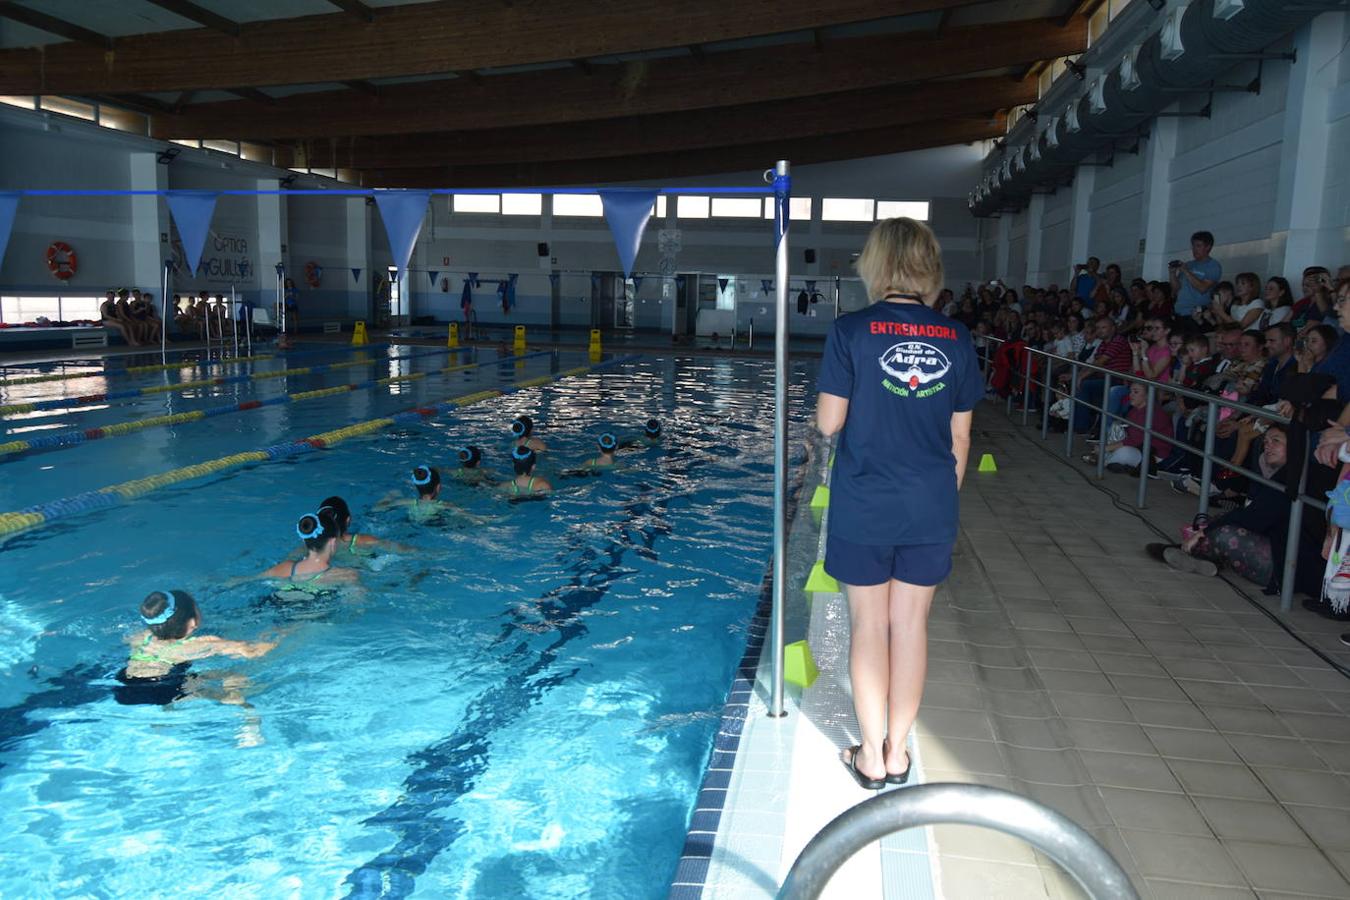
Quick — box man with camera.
[1169,230,1222,319]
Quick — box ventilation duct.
[970,0,1340,216]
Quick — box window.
[876,201,930,221]
[0,95,35,110]
[501,193,542,215]
[309,167,336,179]
[711,197,762,218]
[655,196,668,217]
[1109,0,1134,21]
[0,295,101,323]
[821,198,875,222]
[677,196,710,219]
[176,139,204,149]
[762,197,813,220]
[39,97,94,121]
[99,105,147,134]
[1088,2,1110,45]
[454,194,500,214]
[60,296,101,321]
[203,139,239,155]
[1038,65,1053,98]
[240,142,272,164]
[552,193,604,217]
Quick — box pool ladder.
[778,783,1138,900]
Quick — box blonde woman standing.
[816,218,982,789]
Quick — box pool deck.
[678,402,1350,900]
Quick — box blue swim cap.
[511,445,534,461]
[296,511,326,540]
[458,446,482,467]
[644,418,661,437]
[599,432,617,451]
[412,465,434,486]
[511,415,532,437]
[142,590,177,625]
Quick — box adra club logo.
[879,341,952,393]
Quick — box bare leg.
[844,581,890,782]
[885,579,937,774]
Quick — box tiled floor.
[687,404,1350,900]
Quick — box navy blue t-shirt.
[817,301,983,546]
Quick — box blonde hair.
[855,217,944,303]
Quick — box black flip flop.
[882,738,912,786]
[843,745,885,790]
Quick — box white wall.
[978,12,1350,288]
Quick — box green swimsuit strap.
[349,533,359,552]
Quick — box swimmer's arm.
[190,636,277,660]
[816,392,848,436]
[951,409,973,490]
[360,534,416,554]
[371,491,405,511]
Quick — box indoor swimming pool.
[0,346,816,898]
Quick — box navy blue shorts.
[824,535,954,587]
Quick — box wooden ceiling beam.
[0,0,989,94]
[0,2,112,49]
[276,76,1034,169]
[143,0,240,37]
[357,115,1006,188]
[153,17,1086,140]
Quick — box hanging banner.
[674,275,686,289]
[548,272,561,287]
[761,279,773,294]
[372,189,431,275]
[0,192,18,274]
[599,189,657,278]
[427,270,439,286]
[467,272,480,288]
[351,268,362,283]
[718,278,729,294]
[165,190,219,276]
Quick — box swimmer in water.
[511,415,547,452]
[619,418,663,449]
[502,446,553,497]
[449,445,498,486]
[116,589,276,707]
[563,432,619,476]
[294,496,413,565]
[241,509,362,600]
[376,465,487,524]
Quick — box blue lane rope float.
[0,342,483,417]
[0,355,641,538]
[0,349,556,458]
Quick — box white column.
[1067,164,1097,279]
[1024,193,1047,286]
[1271,13,1345,280]
[1139,115,1178,279]
[995,214,1011,279]
[256,178,284,313]
[345,197,368,320]
[128,152,167,292]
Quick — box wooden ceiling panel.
[358,115,1006,187]
[0,0,990,95]
[277,76,1031,169]
[154,17,1083,140]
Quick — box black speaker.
[804,248,816,264]
[537,242,549,257]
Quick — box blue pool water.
[0,347,816,898]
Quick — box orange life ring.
[304,260,322,289]
[46,241,77,281]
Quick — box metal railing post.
[159,260,170,362]
[1096,373,1111,479]
[1041,356,1053,439]
[1065,364,1079,458]
[1281,464,1308,612]
[769,159,790,719]
[778,783,1139,900]
[230,286,240,358]
[1199,402,1219,516]
[1021,348,1033,426]
[1138,382,1155,508]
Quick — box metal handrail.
[778,783,1139,900]
[979,333,1327,610]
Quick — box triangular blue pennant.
[548,272,561,287]
[0,192,18,273]
[761,279,773,294]
[805,280,816,293]
[351,268,362,283]
[718,278,729,294]
[372,189,430,275]
[467,272,479,288]
[598,189,657,278]
[591,273,602,288]
[674,275,686,289]
[428,270,439,286]
[165,191,219,277]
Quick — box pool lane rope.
[0,341,395,389]
[0,355,640,538]
[0,349,557,459]
[0,342,476,417]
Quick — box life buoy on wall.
[46,241,77,281]
[304,260,322,288]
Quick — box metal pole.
[245,293,253,357]
[833,276,840,319]
[1199,402,1219,516]
[276,267,286,339]
[770,159,790,720]
[160,261,170,362]
[1281,464,1308,612]
[1096,374,1111,479]
[1021,348,1033,426]
[1065,364,1080,458]
[778,783,1139,900]
[230,286,239,358]
[1041,357,1053,439]
[1138,383,1155,508]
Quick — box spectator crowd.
[943,231,1350,623]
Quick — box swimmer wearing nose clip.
[449,445,498,486]
[375,465,488,525]
[502,446,553,497]
[619,418,663,449]
[510,415,547,452]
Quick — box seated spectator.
[1296,323,1337,374]
[1147,281,1175,320]
[1222,329,1268,398]
[1201,280,1235,332]
[1313,279,1350,400]
[1260,277,1295,329]
[1223,272,1266,330]
[1083,381,1174,475]
[100,290,141,346]
[1134,317,1174,384]
[1071,317,1133,434]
